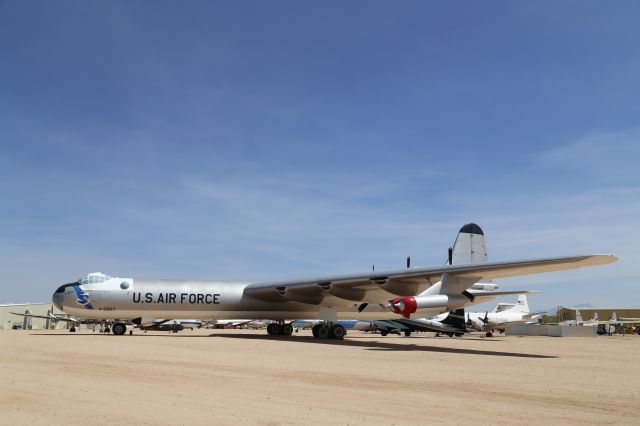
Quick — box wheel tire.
[486,332,493,338]
[267,323,281,335]
[404,331,411,337]
[331,324,346,340]
[380,330,388,337]
[312,324,320,338]
[69,327,76,333]
[104,327,110,333]
[112,323,127,335]
[316,324,330,339]
[281,324,293,336]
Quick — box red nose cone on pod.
[390,296,417,318]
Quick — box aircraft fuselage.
[53,277,448,321]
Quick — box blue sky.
[1,1,638,311]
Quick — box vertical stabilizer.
[592,312,599,322]
[512,294,530,313]
[575,310,583,324]
[450,223,488,265]
[442,308,466,330]
[611,312,617,322]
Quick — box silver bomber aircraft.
[50,224,617,339]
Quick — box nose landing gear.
[112,322,127,335]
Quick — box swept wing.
[244,254,616,306]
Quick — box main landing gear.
[266,321,294,336]
[112,322,128,336]
[311,323,346,340]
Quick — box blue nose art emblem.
[73,285,94,310]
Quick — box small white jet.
[210,319,254,329]
[466,294,543,337]
[50,223,616,340]
[560,309,587,326]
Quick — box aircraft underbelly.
[60,303,446,321]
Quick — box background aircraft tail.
[442,308,466,330]
[512,294,530,313]
[449,223,488,265]
[576,310,583,323]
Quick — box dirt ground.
[1,329,638,425]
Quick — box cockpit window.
[78,272,113,285]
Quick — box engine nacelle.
[470,283,498,291]
[389,294,469,318]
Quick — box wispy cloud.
[540,127,640,184]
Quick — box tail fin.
[592,312,599,321]
[512,294,530,313]
[450,223,488,265]
[442,308,466,330]
[576,310,583,323]
[612,312,617,322]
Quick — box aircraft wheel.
[455,333,463,337]
[448,333,453,337]
[69,326,76,333]
[281,323,293,336]
[112,323,127,336]
[380,330,388,337]
[486,332,493,338]
[104,327,110,333]
[267,323,281,335]
[330,324,346,340]
[404,331,411,337]
[316,324,330,339]
[312,324,320,338]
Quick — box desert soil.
[1,329,639,425]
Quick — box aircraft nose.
[52,289,65,311]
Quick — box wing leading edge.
[243,254,616,306]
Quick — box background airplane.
[355,308,468,337]
[466,294,544,337]
[11,311,86,332]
